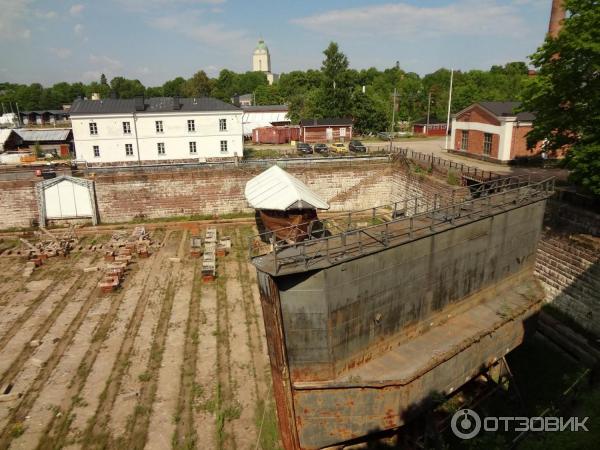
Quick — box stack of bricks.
[201,228,217,282]
[190,235,203,258]
[99,243,135,293]
[216,236,231,257]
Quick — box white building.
[252,39,278,85]
[242,105,289,138]
[70,96,243,165]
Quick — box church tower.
[252,39,277,85]
[252,39,271,73]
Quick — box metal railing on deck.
[390,148,499,181]
[249,176,555,274]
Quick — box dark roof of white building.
[478,102,536,121]
[70,96,240,115]
[243,105,288,112]
[299,118,353,127]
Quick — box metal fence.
[249,176,556,274]
[390,148,499,181]
[74,146,501,180]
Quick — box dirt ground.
[0,225,279,450]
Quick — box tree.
[314,42,352,118]
[520,0,600,194]
[100,73,108,86]
[182,70,212,97]
[254,85,283,105]
[162,77,186,97]
[351,89,386,134]
[110,77,145,98]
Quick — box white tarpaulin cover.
[245,165,330,211]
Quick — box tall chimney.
[548,0,566,39]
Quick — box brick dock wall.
[0,180,39,229]
[535,198,600,336]
[0,161,410,229]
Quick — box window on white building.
[155,120,164,133]
[461,130,469,151]
[219,118,227,131]
[220,140,228,153]
[157,142,165,155]
[93,145,100,157]
[189,141,197,154]
[125,143,133,156]
[89,122,98,135]
[483,133,493,155]
[123,121,131,134]
[188,119,195,132]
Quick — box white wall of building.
[450,118,515,161]
[242,110,289,137]
[72,111,243,164]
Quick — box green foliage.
[520,0,600,195]
[564,144,600,195]
[351,89,386,134]
[110,76,145,98]
[521,0,600,150]
[0,43,532,137]
[313,42,353,118]
[33,141,43,158]
[162,77,186,97]
[182,70,212,98]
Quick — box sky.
[0,0,553,87]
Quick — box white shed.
[245,165,329,211]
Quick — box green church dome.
[255,39,269,53]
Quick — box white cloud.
[82,70,102,82]
[74,23,84,36]
[149,13,245,47]
[114,0,225,12]
[89,54,123,71]
[50,47,73,59]
[292,0,529,39]
[34,9,58,19]
[70,4,85,16]
[0,0,32,39]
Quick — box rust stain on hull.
[253,197,550,449]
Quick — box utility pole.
[16,102,22,128]
[426,91,432,136]
[444,69,454,150]
[390,87,398,133]
[390,87,398,151]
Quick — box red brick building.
[299,118,353,143]
[412,116,448,136]
[449,102,543,162]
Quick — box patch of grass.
[243,148,284,159]
[447,169,461,186]
[221,401,242,421]
[134,404,150,416]
[255,398,282,450]
[10,422,26,438]
[138,371,151,382]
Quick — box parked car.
[296,142,313,154]
[314,143,329,154]
[349,140,367,153]
[329,142,347,153]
